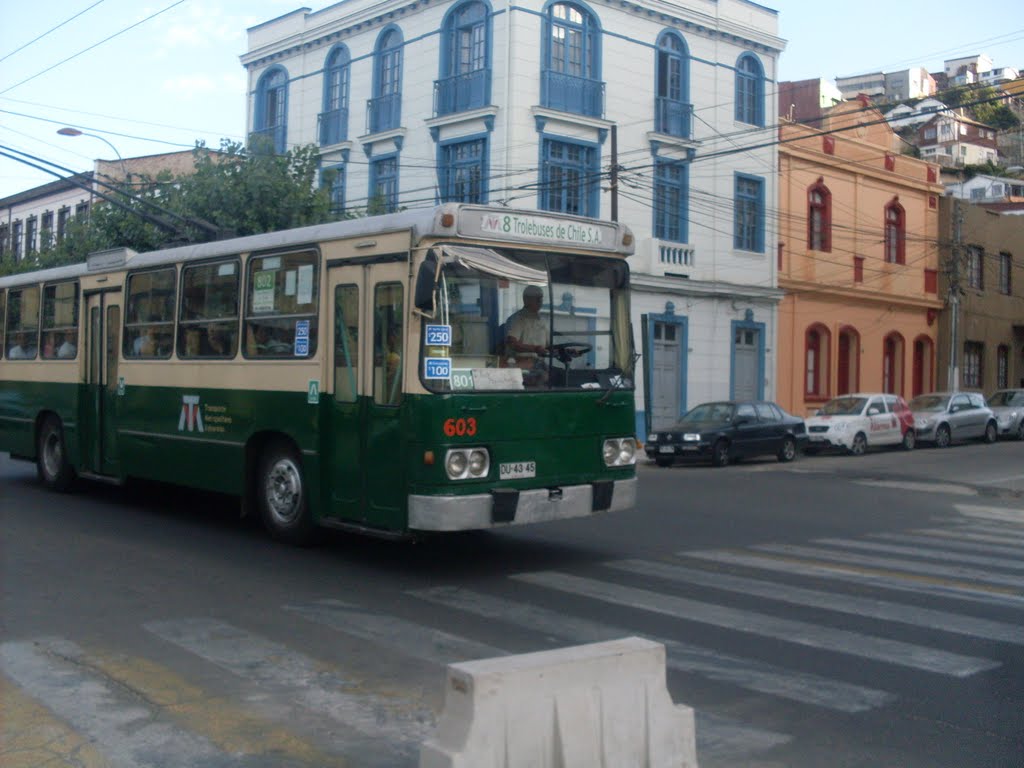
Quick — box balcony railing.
[434,70,491,117]
[249,124,286,154]
[540,71,604,118]
[318,108,349,146]
[655,97,693,139]
[366,93,401,135]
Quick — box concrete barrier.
[420,636,698,768]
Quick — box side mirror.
[414,258,438,314]
[867,407,880,416]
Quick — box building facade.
[936,198,1024,393]
[916,112,999,168]
[242,0,785,436]
[777,101,944,417]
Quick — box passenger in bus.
[57,330,77,359]
[184,328,203,357]
[42,332,57,359]
[207,325,231,356]
[7,332,33,359]
[505,285,549,385]
[134,325,159,356]
[250,323,291,355]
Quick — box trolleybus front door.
[83,292,121,477]
[327,260,407,531]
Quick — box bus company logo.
[178,395,204,433]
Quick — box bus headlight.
[603,437,637,467]
[445,448,490,480]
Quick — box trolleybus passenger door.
[327,267,365,520]
[83,292,121,477]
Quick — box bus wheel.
[37,416,76,492]
[258,442,314,545]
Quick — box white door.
[651,321,681,428]
[734,327,759,401]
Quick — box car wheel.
[935,424,952,448]
[777,436,797,463]
[849,432,868,456]
[983,420,997,444]
[655,456,674,468]
[37,415,76,492]
[711,439,730,468]
[258,441,315,545]
[901,428,916,451]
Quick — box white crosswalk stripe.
[812,537,1024,571]
[511,571,1000,676]
[409,585,894,713]
[871,531,1024,558]
[752,543,1024,589]
[607,558,1024,644]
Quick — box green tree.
[24,139,337,274]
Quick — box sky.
[1,0,1022,200]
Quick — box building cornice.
[632,273,784,303]
[779,276,944,310]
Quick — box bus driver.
[504,285,548,367]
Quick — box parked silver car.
[986,388,1024,440]
[909,392,997,447]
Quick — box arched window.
[884,200,905,264]
[254,67,288,154]
[805,323,831,399]
[541,2,602,117]
[808,181,831,252]
[883,332,905,395]
[369,28,403,133]
[437,1,490,115]
[735,53,764,126]
[320,46,350,145]
[655,31,690,138]
[837,326,859,395]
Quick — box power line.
[0,0,106,65]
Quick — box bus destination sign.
[459,210,621,252]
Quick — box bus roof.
[0,204,634,289]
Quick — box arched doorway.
[837,326,860,394]
[883,332,905,396]
[912,335,934,396]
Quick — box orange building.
[777,100,945,416]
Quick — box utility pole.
[609,124,619,222]
[947,199,963,391]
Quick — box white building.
[945,174,1024,204]
[883,67,935,101]
[242,0,785,436]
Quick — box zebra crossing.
[3,510,1022,767]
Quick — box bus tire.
[258,441,315,546]
[37,415,76,492]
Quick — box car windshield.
[421,246,632,393]
[987,390,1024,407]
[909,394,949,411]
[818,397,867,416]
[678,403,735,425]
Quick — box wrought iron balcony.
[655,97,693,139]
[318,108,349,146]
[249,124,287,154]
[366,93,401,134]
[540,71,604,118]
[434,70,491,117]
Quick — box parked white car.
[804,394,916,455]
[909,392,997,447]
[985,389,1024,440]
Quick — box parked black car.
[645,401,808,468]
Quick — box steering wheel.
[548,342,592,365]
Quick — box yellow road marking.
[1,675,111,768]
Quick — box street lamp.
[57,127,128,180]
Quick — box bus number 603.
[443,417,477,437]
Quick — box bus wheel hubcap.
[43,433,61,477]
[266,459,301,524]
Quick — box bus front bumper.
[408,477,637,532]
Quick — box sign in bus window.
[5,286,41,360]
[245,251,319,358]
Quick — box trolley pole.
[610,125,619,222]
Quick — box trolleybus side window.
[5,285,41,360]
[334,284,359,402]
[0,290,6,359]
[178,258,240,359]
[41,281,80,360]
[374,283,403,406]
[244,250,319,358]
[124,268,176,359]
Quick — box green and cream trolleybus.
[0,204,638,543]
